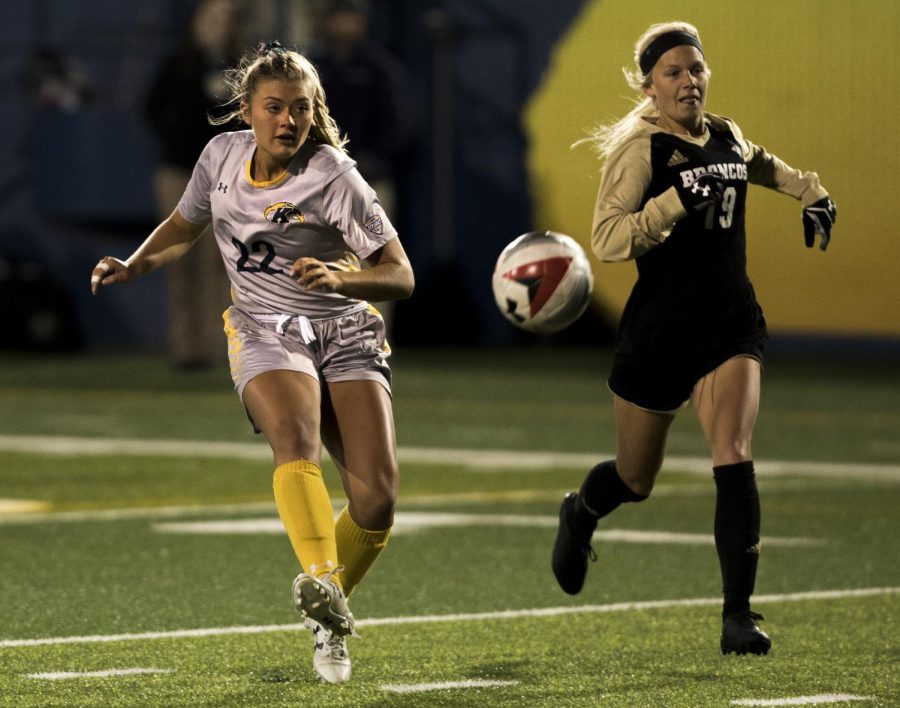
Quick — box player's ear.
[642,82,656,100]
[240,100,251,126]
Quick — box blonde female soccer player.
[91,41,414,683]
[551,22,835,655]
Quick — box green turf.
[1,598,896,706]
[2,348,899,461]
[0,349,898,705]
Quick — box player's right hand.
[90,257,132,294]
[676,172,725,212]
[289,257,344,293]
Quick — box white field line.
[0,435,273,461]
[0,483,743,525]
[0,502,278,526]
[0,485,716,525]
[1,434,899,479]
[0,507,824,550]
[731,695,872,706]
[27,668,172,680]
[1,586,896,650]
[152,513,823,547]
[381,679,520,694]
[0,499,49,513]
[0,487,705,526]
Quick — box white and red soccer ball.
[491,231,594,334]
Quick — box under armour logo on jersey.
[218,182,228,193]
[667,150,689,167]
[264,201,305,224]
[691,181,712,197]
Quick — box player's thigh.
[242,369,323,465]
[691,355,761,465]
[323,380,398,513]
[613,393,676,495]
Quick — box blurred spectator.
[144,0,241,369]
[309,0,418,332]
[24,46,97,111]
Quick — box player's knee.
[624,480,653,501]
[350,467,398,529]
[371,473,398,521]
[351,500,394,531]
[616,463,659,499]
[712,438,752,466]
[264,416,320,462]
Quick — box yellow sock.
[272,460,341,586]
[335,505,391,597]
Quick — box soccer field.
[0,348,898,706]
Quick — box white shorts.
[222,305,392,401]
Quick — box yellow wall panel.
[525,0,900,336]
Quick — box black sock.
[570,460,648,537]
[713,461,761,618]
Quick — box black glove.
[802,196,836,251]
[676,172,725,212]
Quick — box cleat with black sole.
[721,610,771,655]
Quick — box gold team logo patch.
[264,202,305,224]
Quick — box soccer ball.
[491,231,594,334]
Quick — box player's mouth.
[680,93,702,105]
[275,133,297,146]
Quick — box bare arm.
[289,237,415,302]
[90,210,209,294]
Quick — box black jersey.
[617,123,762,356]
[590,113,828,407]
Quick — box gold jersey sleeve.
[590,114,829,263]
[590,122,685,263]
[711,115,828,206]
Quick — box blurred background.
[0,0,897,361]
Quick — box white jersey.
[178,130,397,318]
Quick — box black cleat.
[721,610,772,655]
[551,492,597,595]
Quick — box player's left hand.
[290,257,343,293]
[802,196,836,251]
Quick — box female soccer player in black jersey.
[551,21,836,655]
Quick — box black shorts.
[608,333,767,413]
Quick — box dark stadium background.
[0,0,896,354]
[0,0,591,352]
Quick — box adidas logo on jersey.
[667,150,689,167]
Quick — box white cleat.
[291,566,357,638]
[309,620,351,684]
